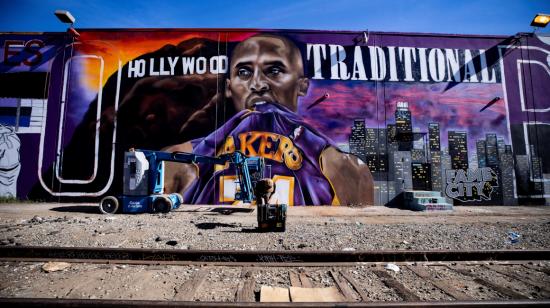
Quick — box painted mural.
[0,29,549,206]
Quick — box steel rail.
[1,298,550,307]
[1,246,549,264]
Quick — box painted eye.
[268,67,282,76]
[237,68,252,78]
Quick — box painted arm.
[162,142,198,195]
[320,147,374,206]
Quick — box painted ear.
[298,78,309,96]
[225,79,232,98]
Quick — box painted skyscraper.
[395,101,413,151]
[448,131,469,170]
[349,119,366,162]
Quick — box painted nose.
[250,73,270,93]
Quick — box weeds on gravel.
[0,197,42,204]
[0,196,18,203]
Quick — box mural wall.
[1,29,549,206]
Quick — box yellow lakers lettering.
[219,132,302,170]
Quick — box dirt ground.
[1,203,549,302]
[1,203,549,251]
[0,203,550,251]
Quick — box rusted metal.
[1,246,549,265]
[2,298,550,307]
[1,247,549,306]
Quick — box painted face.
[226,35,309,112]
[0,125,20,197]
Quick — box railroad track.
[1,246,549,307]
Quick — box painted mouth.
[248,96,274,106]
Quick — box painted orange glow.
[76,31,257,90]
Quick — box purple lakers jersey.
[183,102,339,205]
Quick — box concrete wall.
[0,29,549,205]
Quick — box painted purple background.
[300,80,507,151]
[1,29,548,203]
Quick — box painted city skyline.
[301,80,508,153]
[347,100,544,205]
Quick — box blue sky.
[1,0,549,35]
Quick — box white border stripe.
[55,55,104,184]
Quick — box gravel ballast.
[0,204,548,251]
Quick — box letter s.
[23,39,44,66]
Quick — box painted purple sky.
[299,79,507,151]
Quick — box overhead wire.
[46,33,68,200]
[214,32,220,203]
